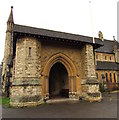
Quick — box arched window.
[110,73,112,82]
[114,73,116,83]
[110,56,111,60]
[105,73,108,82]
[105,56,107,60]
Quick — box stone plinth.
[10,78,43,107]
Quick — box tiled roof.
[96,61,119,70]
[95,40,119,53]
[13,24,103,46]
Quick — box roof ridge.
[14,24,93,38]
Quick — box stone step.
[46,98,79,104]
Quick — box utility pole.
[89,1,95,43]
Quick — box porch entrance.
[49,62,69,98]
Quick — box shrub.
[99,83,105,93]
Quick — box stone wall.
[10,37,42,107]
[15,37,41,78]
[10,38,102,107]
[41,41,84,96]
[41,41,102,102]
[80,44,96,82]
[2,22,13,94]
[85,44,96,78]
[41,41,82,75]
[10,85,42,107]
[81,44,102,102]
[118,51,119,63]
[2,23,13,75]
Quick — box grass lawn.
[0,97,10,107]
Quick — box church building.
[95,37,119,90]
[2,7,103,107]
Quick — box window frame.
[105,56,107,60]
[114,73,116,83]
[110,73,112,82]
[105,73,108,82]
[110,56,111,61]
[29,47,31,57]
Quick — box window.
[96,73,98,79]
[96,55,98,59]
[110,56,111,60]
[110,73,112,82]
[29,47,31,56]
[105,56,107,60]
[114,73,116,83]
[105,73,108,82]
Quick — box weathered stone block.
[12,78,42,86]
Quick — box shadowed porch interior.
[49,62,69,99]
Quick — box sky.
[0,0,118,63]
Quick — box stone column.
[69,76,78,99]
[81,44,102,102]
[44,76,49,100]
[69,76,71,94]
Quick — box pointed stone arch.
[42,53,78,99]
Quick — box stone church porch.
[2,6,103,107]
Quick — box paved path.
[1,93,118,119]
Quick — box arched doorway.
[42,53,77,99]
[49,62,69,98]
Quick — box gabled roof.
[95,40,114,53]
[96,61,119,70]
[95,40,119,53]
[13,24,103,47]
